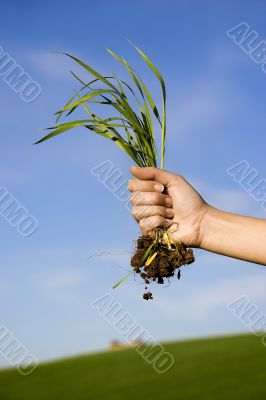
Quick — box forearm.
[200,206,266,265]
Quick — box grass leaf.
[37,45,166,170]
[112,272,132,289]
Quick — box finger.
[130,166,175,186]
[130,191,172,207]
[132,205,174,222]
[128,178,164,193]
[139,216,172,236]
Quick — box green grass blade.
[139,76,161,125]
[39,46,166,172]
[139,242,155,267]
[112,272,132,289]
[56,89,115,114]
[35,120,92,144]
[62,52,119,92]
[132,44,166,169]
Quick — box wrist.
[198,205,222,250]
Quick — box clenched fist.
[128,166,209,247]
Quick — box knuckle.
[137,208,145,219]
[127,180,133,192]
[128,179,137,192]
[130,194,135,204]
[141,204,150,213]
[175,174,184,182]
[135,191,145,203]
[140,205,151,218]
[139,219,147,230]
[145,220,153,231]
[130,191,140,204]
[131,206,138,218]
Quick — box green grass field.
[0,334,265,400]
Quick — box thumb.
[130,166,174,187]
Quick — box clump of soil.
[131,232,194,300]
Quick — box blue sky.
[0,0,266,366]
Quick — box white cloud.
[26,50,108,82]
[36,267,90,289]
[31,266,92,306]
[26,51,72,80]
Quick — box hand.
[128,166,209,247]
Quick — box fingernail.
[165,197,172,207]
[166,208,174,217]
[154,183,164,193]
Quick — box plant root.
[131,228,194,300]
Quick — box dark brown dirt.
[131,235,195,300]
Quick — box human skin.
[128,166,266,266]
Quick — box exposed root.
[130,228,194,300]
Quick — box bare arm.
[200,207,266,265]
[128,166,266,266]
